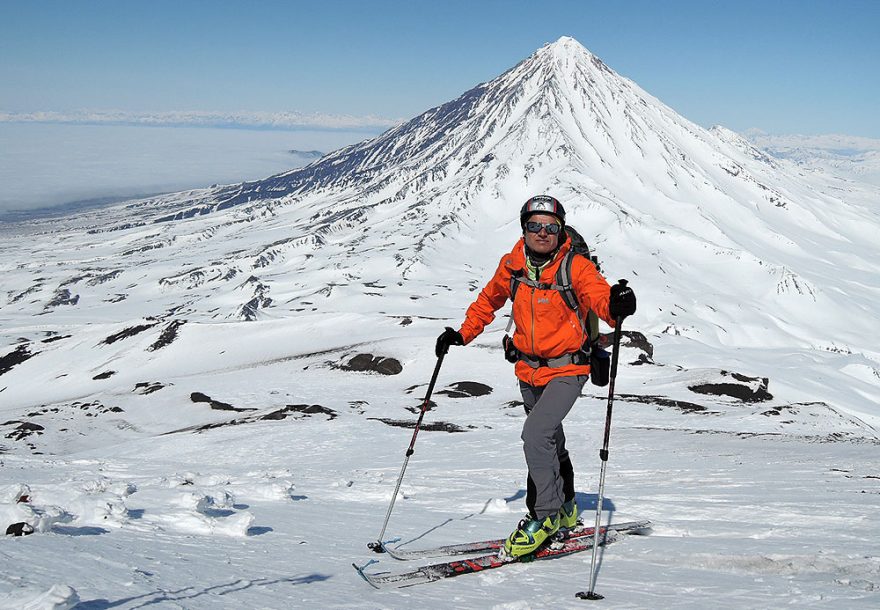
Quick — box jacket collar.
[507,237,571,279]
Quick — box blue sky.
[1,0,879,137]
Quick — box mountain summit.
[198,35,701,211]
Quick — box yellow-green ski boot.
[559,499,578,529]
[503,513,560,557]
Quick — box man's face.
[523,213,560,255]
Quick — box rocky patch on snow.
[367,417,474,433]
[148,319,186,351]
[133,381,167,394]
[260,404,337,421]
[617,393,715,414]
[40,333,70,344]
[688,370,772,402]
[338,353,403,375]
[3,421,45,441]
[172,403,337,433]
[436,381,493,398]
[0,344,35,376]
[44,288,79,309]
[101,321,158,345]
[190,392,256,412]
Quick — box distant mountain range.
[744,131,880,187]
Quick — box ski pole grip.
[599,449,609,462]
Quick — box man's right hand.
[435,327,463,357]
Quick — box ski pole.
[368,351,446,552]
[577,280,628,600]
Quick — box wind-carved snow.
[0,36,878,608]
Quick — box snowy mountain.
[743,131,880,188]
[1,37,878,608]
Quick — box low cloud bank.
[0,109,401,131]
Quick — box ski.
[380,518,651,561]
[354,529,623,589]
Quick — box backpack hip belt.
[518,349,590,369]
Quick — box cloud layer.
[0,109,401,131]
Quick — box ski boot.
[558,498,578,529]
[502,513,560,558]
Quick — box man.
[435,195,636,557]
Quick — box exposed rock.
[689,371,772,402]
[616,393,715,414]
[436,381,493,398]
[0,345,35,376]
[45,288,79,308]
[3,421,45,441]
[260,404,337,421]
[340,353,402,375]
[368,417,472,432]
[102,322,157,345]
[93,371,116,380]
[169,403,334,434]
[149,320,186,351]
[5,522,35,536]
[404,400,438,414]
[134,382,166,395]
[190,392,254,412]
[598,330,654,359]
[41,334,71,344]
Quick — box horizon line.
[0,109,402,132]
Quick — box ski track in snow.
[0,37,879,608]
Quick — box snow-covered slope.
[744,131,880,188]
[1,37,878,608]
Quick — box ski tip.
[628,519,654,535]
[352,562,381,589]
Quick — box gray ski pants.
[519,374,587,520]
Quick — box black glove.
[435,327,463,357]
[609,280,636,319]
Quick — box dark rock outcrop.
[0,345,35,376]
[368,417,472,433]
[102,323,157,345]
[149,320,186,351]
[436,381,493,398]
[340,353,403,375]
[689,371,772,402]
[190,392,254,412]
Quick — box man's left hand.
[609,282,636,319]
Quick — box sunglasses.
[525,221,561,235]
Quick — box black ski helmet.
[520,195,566,230]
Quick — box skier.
[435,195,636,557]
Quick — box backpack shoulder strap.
[555,251,600,343]
[556,251,579,312]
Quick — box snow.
[0,36,878,608]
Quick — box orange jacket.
[458,237,615,387]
